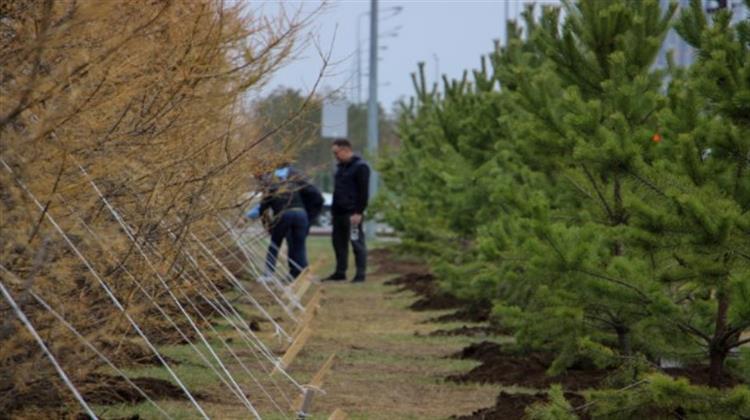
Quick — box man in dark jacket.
[325,139,370,283]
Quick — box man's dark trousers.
[331,213,366,279]
[266,209,308,279]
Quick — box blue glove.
[246,205,261,219]
[274,167,290,180]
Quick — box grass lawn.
[90,235,503,419]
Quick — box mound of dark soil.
[428,304,492,323]
[430,325,509,337]
[82,373,190,404]
[370,248,430,276]
[454,391,587,420]
[385,272,466,311]
[448,341,609,391]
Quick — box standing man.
[325,139,370,283]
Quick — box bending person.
[247,166,309,280]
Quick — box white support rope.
[0,264,173,420]
[222,222,305,311]
[177,287,290,417]
[180,257,305,395]
[0,271,99,420]
[190,232,292,342]
[61,204,256,411]
[1,159,209,419]
[66,178,261,417]
[216,226,301,314]
[69,196,299,414]
[190,290,299,410]
[203,226,302,319]
[234,228,298,289]
[148,219,304,393]
[57,196,257,414]
[30,291,173,419]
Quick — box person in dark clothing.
[324,139,370,283]
[247,166,321,280]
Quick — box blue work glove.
[246,205,261,220]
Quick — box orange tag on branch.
[651,133,662,143]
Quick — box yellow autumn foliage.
[0,0,315,416]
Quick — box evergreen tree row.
[378,0,750,416]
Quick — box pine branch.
[582,164,615,221]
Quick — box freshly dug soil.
[385,272,466,311]
[454,391,587,420]
[370,248,430,276]
[429,304,492,323]
[429,325,510,337]
[448,341,609,391]
[82,373,190,404]
[0,373,189,418]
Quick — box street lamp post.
[366,0,379,238]
[356,11,401,104]
[356,11,369,104]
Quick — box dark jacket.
[259,169,323,224]
[332,155,370,215]
[259,182,305,216]
[299,183,324,223]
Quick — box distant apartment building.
[656,0,749,69]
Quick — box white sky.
[255,1,559,113]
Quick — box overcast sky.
[255,1,559,113]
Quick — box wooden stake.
[293,353,337,410]
[309,353,336,388]
[295,275,313,300]
[292,267,311,292]
[273,326,312,373]
[280,289,323,353]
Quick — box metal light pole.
[356,11,369,104]
[366,0,379,239]
[356,10,402,104]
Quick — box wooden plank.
[280,289,323,353]
[291,268,311,294]
[293,353,337,409]
[295,275,313,300]
[328,408,348,420]
[295,289,322,334]
[309,353,336,388]
[273,326,313,373]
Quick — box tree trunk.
[709,289,730,387]
[708,345,727,387]
[615,325,631,355]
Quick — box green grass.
[89,238,505,419]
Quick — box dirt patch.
[82,373,191,405]
[454,391,587,420]
[429,304,492,323]
[0,374,190,418]
[449,341,609,391]
[384,272,466,311]
[430,325,509,337]
[371,248,431,277]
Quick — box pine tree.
[623,0,750,386]
[486,0,680,373]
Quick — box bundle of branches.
[0,0,315,416]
